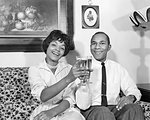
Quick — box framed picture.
[0,0,74,52]
[82,5,99,29]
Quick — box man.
[76,32,145,120]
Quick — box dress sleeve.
[28,66,47,101]
[75,82,92,110]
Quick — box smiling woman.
[0,0,74,52]
[28,30,85,120]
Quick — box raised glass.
[76,56,92,83]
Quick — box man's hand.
[116,95,136,110]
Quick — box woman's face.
[46,40,65,65]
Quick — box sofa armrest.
[137,101,150,120]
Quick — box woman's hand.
[72,62,91,81]
[66,62,90,83]
[33,109,56,120]
[33,100,70,120]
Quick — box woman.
[28,30,86,120]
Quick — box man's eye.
[100,42,106,45]
[91,42,96,45]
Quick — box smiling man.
[76,32,145,120]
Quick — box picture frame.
[82,5,99,29]
[0,0,74,52]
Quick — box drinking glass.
[76,56,92,83]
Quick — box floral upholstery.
[0,67,150,120]
[0,67,40,120]
[137,101,150,120]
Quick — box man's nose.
[95,43,101,48]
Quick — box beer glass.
[76,56,92,83]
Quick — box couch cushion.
[0,67,40,120]
[137,101,150,120]
[0,67,150,119]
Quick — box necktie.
[101,62,108,106]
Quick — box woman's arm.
[40,68,76,102]
[51,99,70,116]
[41,63,89,102]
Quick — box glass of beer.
[76,56,92,83]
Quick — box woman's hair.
[42,30,71,56]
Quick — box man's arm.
[120,67,141,101]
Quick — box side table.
[137,83,150,102]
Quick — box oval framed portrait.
[82,5,99,29]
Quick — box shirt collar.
[92,57,108,64]
[92,58,109,68]
[38,58,70,71]
[38,58,50,70]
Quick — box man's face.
[90,33,111,62]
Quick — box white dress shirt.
[76,58,141,109]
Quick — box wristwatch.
[129,95,137,103]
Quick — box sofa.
[0,67,150,120]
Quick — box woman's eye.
[60,47,65,51]
[51,43,56,46]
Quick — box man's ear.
[108,44,111,51]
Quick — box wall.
[0,0,150,83]
[72,0,150,83]
[0,52,45,67]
